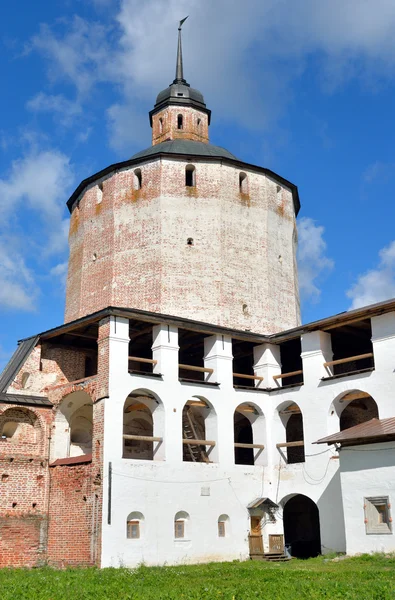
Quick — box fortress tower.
[65,22,301,334]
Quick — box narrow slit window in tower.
[185,165,196,187]
[177,114,183,130]
[159,118,163,134]
[134,169,142,190]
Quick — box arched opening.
[182,397,217,463]
[126,511,144,539]
[97,182,103,204]
[218,514,229,538]
[21,372,30,389]
[159,117,163,134]
[283,495,321,558]
[239,172,248,194]
[340,393,378,431]
[174,510,189,539]
[275,402,305,464]
[234,404,265,466]
[185,164,196,187]
[177,114,183,130]
[0,408,40,448]
[123,389,164,460]
[51,391,93,460]
[328,390,379,435]
[134,168,142,190]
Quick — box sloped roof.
[131,139,237,161]
[0,336,39,393]
[315,418,395,446]
[0,393,52,407]
[50,454,92,467]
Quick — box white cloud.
[50,261,68,288]
[28,0,395,153]
[0,240,39,311]
[0,149,73,222]
[347,240,395,309]
[0,146,74,311]
[27,93,82,126]
[297,217,334,303]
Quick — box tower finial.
[175,16,188,83]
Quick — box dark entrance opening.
[340,394,378,431]
[234,413,254,465]
[283,495,321,558]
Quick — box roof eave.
[66,154,300,216]
[149,100,211,125]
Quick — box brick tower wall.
[65,158,300,335]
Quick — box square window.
[175,520,184,539]
[127,520,140,539]
[364,497,392,534]
[218,521,225,537]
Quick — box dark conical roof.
[131,139,237,161]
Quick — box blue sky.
[2,0,395,371]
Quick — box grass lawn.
[1,554,395,600]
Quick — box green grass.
[1,555,395,600]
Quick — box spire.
[174,16,188,84]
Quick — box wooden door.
[249,516,263,554]
[268,534,284,554]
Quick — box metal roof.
[247,497,279,510]
[131,139,237,161]
[0,393,52,407]
[50,453,92,467]
[0,336,39,393]
[315,418,395,446]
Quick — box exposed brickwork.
[65,156,300,334]
[152,106,209,145]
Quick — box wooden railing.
[273,370,303,381]
[182,438,216,446]
[276,441,304,448]
[123,434,162,442]
[233,373,264,381]
[234,443,265,449]
[128,356,157,365]
[179,364,213,374]
[323,352,373,368]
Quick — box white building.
[1,22,395,568]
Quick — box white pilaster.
[152,324,179,381]
[108,316,130,381]
[253,343,281,388]
[301,331,333,384]
[203,334,233,387]
[371,312,395,372]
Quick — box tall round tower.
[65,21,301,334]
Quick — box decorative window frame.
[364,496,392,535]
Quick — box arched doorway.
[283,495,321,558]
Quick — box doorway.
[283,495,321,558]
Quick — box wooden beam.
[123,434,162,442]
[179,364,213,374]
[273,369,303,381]
[186,400,208,407]
[234,443,265,449]
[340,391,371,402]
[128,356,157,365]
[182,438,216,446]
[124,403,150,412]
[233,373,264,381]
[236,405,257,413]
[323,352,373,368]
[276,441,304,448]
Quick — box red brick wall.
[0,515,47,567]
[152,106,209,145]
[47,462,95,567]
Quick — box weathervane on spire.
[174,16,188,84]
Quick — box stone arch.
[182,396,218,463]
[0,407,42,452]
[51,390,93,460]
[273,401,305,464]
[328,389,379,435]
[234,403,266,466]
[123,388,164,460]
[281,493,321,558]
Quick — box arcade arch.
[328,390,379,435]
[51,390,93,460]
[123,389,164,460]
[233,403,265,466]
[282,494,321,558]
[181,396,217,463]
[274,401,305,464]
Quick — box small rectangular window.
[364,497,392,534]
[175,520,184,539]
[127,520,140,539]
[218,521,225,537]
